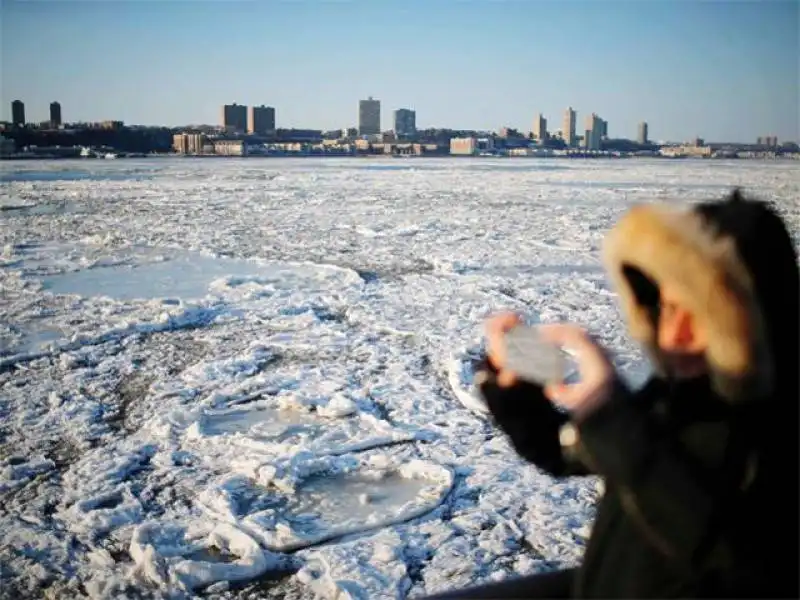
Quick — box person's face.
[656,284,709,378]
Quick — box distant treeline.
[4,128,174,153]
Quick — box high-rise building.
[532,113,548,141]
[563,107,576,146]
[49,102,62,128]
[248,105,276,135]
[584,116,594,150]
[11,100,25,126]
[221,103,247,132]
[584,113,604,150]
[600,119,608,139]
[393,108,416,139]
[638,122,649,145]
[359,96,381,136]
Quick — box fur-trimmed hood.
[602,190,799,403]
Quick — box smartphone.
[503,325,569,385]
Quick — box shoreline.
[2,153,797,162]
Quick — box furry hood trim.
[602,201,773,401]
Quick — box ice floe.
[199,454,453,552]
[1,157,797,599]
[129,521,279,592]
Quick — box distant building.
[600,119,608,139]
[563,107,576,147]
[359,97,381,136]
[532,113,548,141]
[758,135,778,147]
[221,103,247,133]
[172,133,188,154]
[583,129,593,150]
[11,100,25,126]
[63,120,122,130]
[247,105,275,135]
[498,127,525,139]
[638,122,649,145]
[213,139,247,156]
[276,128,323,142]
[173,133,208,154]
[49,102,62,128]
[584,113,604,150]
[394,108,416,139]
[451,137,477,155]
[508,147,554,157]
[84,120,123,130]
[0,134,15,156]
[450,136,494,155]
[660,144,712,158]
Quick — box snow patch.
[297,530,411,600]
[0,455,55,493]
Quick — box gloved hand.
[538,323,615,421]
[484,313,615,421]
[483,311,523,387]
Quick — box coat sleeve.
[572,377,750,566]
[476,357,592,477]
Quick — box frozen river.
[1,157,798,599]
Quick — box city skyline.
[1,0,797,142]
[3,97,787,149]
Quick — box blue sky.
[1,0,798,142]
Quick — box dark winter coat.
[478,191,799,598]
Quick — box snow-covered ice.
[128,521,280,595]
[1,157,798,599]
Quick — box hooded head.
[602,189,799,404]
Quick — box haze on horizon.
[1,0,798,143]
